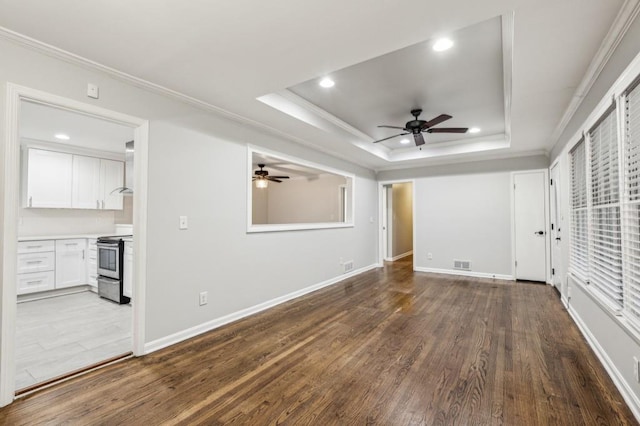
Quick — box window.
[570,140,588,280]
[588,107,623,309]
[624,81,640,322]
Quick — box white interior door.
[550,164,563,290]
[514,171,548,281]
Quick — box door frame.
[1,83,149,406]
[510,169,551,283]
[378,179,416,269]
[549,162,563,289]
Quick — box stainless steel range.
[97,236,131,304]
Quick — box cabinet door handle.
[101,200,105,209]
[82,250,85,260]
[96,200,100,209]
[29,196,32,207]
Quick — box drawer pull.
[26,260,43,264]
[27,245,42,249]
[26,280,42,284]
[65,243,78,246]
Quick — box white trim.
[414,266,514,281]
[246,146,355,233]
[386,250,413,262]
[549,0,640,149]
[144,263,379,354]
[0,84,149,406]
[568,305,640,423]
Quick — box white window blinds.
[570,140,588,280]
[589,107,623,309]
[624,83,640,322]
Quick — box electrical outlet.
[427,253,433,260]
[199,291,208,306]
[343,260,354,273]
[634,357,640,382]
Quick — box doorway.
[512,170,549,282]
[380,181,415,264]
[1,84,149,406]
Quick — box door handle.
[555,237,561,241]
[534,231,544,235]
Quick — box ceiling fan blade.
[269,176,290,179]
[427,127,468,133]
[422,114,452,129]
[378,125,407,130]
[252,177,257,181]
[267,178,283,183]
[373,132,410,143]
[413,133,425,146]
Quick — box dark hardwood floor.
[1,256,637,425]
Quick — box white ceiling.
[20,101,134,153]
[0,0,629,170]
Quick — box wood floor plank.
[0,256,637,425]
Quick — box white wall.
[18,207,117,237]
[391,182,413,257]
[414,173,512,276]
[0,37,378,348]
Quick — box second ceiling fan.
[374,109,468,146]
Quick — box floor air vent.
[453,260,471,271]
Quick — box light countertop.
[18,233,133,242]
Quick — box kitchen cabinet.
[87,238,98,290]
[100,159,124,210]
[24,147,124,210]
[72,155,101,209]
[24,149,73,208]
[17,240,55,295]
[55,239,87,289]
[123,241,133,299]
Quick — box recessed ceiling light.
[54,133,70,140]
[319,77,335,88]
[433,38,454,52]
[400,138,411,144]
[469,127,481,134]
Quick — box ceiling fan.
[374,109,468,146]
[253,164,289,188]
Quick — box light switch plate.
[179,216,188,230]
[87,83,99,99]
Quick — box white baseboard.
[385,250,413,262]
[144,263,380,354]
[567,306,640,422]
[413,266,514,281]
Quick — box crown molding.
[548,0,640,149]
[0,25,371,170]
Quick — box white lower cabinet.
[55,239,87,289]
[87,238,98,290]
[17,240,55,295]
[123,242,133,299]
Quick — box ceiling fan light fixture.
[469,127,481,133]
[319,77,335,88]
[255,178,268,189]
[432,38,454,52]
[400,138,411,144]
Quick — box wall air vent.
[453,260,471,271]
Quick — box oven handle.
[97,242,120,247]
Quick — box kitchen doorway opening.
[1,84,149,406]
[379,180,415,267]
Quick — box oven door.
[97,242,120,279]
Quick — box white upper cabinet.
[100,159,124,210]
[72,155,101,209]
[25,149,73,208]
[24,147,124,210]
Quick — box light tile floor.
[16,291,131,390]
